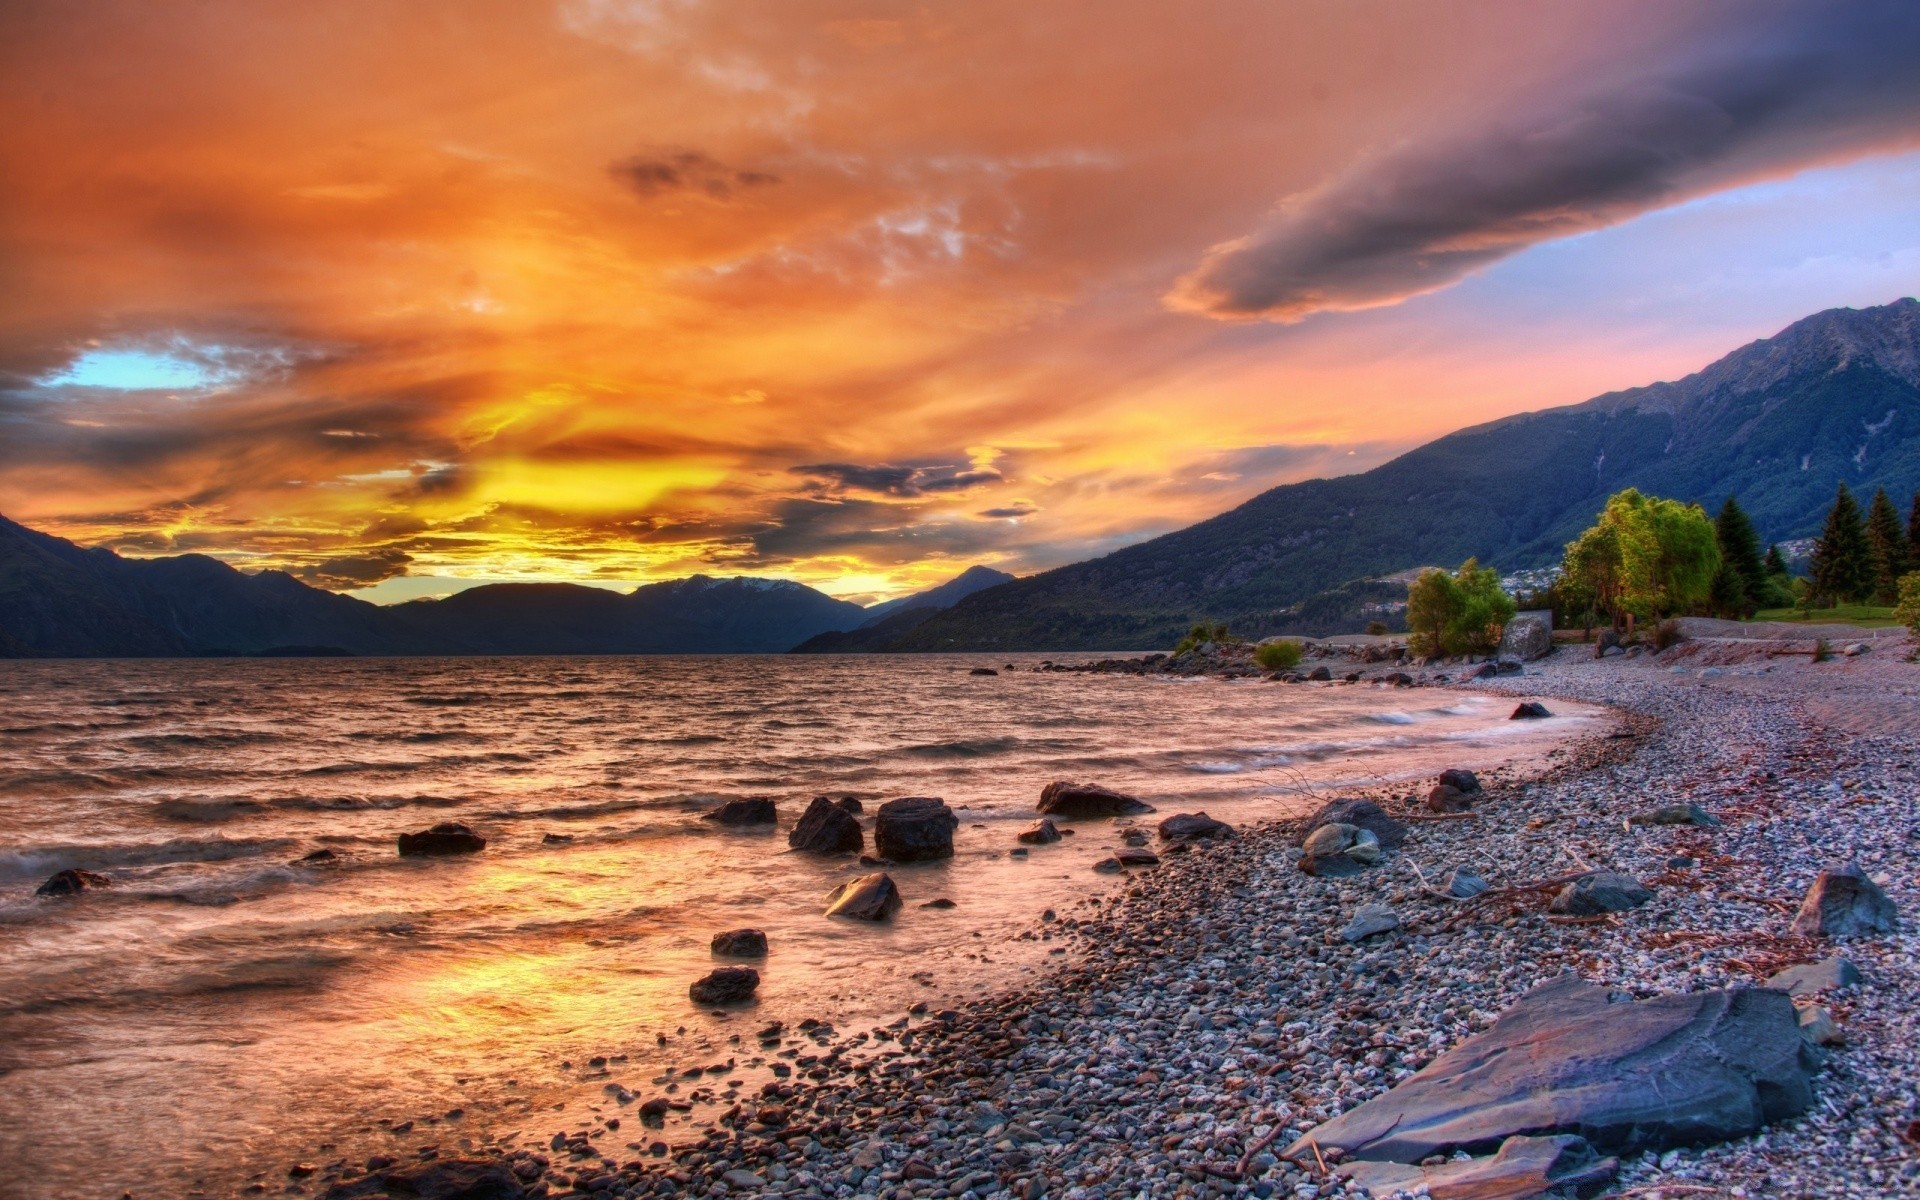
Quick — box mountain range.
[5,298,1917,657]
[886,297,1920,651]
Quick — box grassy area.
[1752,604,1901,628]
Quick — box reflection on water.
[0,654,1597,1197]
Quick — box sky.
[2,1,1918,605]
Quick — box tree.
[1405,568,1461,658]
[1406,558,1515,657]
[1713,496,1768,615]
[1865,487,1913,605]
[1764,543,1790,579]
[1809,483,1873,605]
[1910,490,1920,561]
[1560,489,1721,624]
[1895,572,1920,638]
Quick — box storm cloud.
[1169,3,1920,322]
[790,460,1005,498]
[610,150,779,200]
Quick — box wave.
[0,836,298,884]
[152,797,270,823]
[898,736,1024,758]
[121,730,283,751]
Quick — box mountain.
[891,298,1920,652]
[790,565,1017,653]
[0,516,869,657]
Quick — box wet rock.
[1437,768,1482,794]
[396,822,486,856]
[1298,823,1382,877]
[873,796,959,862]
[709,928,768,957]
[968,667,999,676]
[296,848,338,864]
[835,795,864,814]
[1116,849,1161,867]
[1498,612,1554,662]
[1091,857,1123,874]
[1157,812,1233,841]
[920,897,956,909]
[689,966,760,1005]
[788,795,864,854]
[1510,701,1553,719]
[1017,819,1063,845]
[1766,957,1862,996]
[323,1158,525,1199]
[36,870,112,897]
[1037,780,1156,818]
[1426,783,1474,813]
[824,872,902,921]
[1628,802,1720,827]
[1788,864,1898,938]
[1301,797,1407,850]
[1340,1134,1616,1200]
[1341,903,1400,942]
[1121,828,1150,846]
[539,832,573,845]
[1290,975,1818,1162]
[703,798,777,826]
[1549,871,1653,916]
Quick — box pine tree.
[1764,543,1790,578]
[1809,483,1873,605]
[1910,490,1920,562]
[1864,487,1912,605]
[1713,496,1767,615]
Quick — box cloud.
[790,459,1004,498]
[977,500,1038,519]
[1168,4,1920,321]
[292,546,414,589]
[610,150,780,200]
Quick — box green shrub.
[1254,640,1303,670]
[1894,571,1920,637]
[1172,620,1232,654]
[1407,558,1516,657]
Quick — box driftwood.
[1198,1114,1291,1181]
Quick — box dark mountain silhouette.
[858,565,1016,623]
[888,298,1920,651]
[790,565,1017,653]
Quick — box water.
[0,655,1597,1198]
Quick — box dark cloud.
[1170,3,1920,321]
[292,546,413,590]
[976,501,1038,519]
[790,460,1004,497]
[610,151,781,201]
[743,497,1007,566]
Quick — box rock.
[1628,803,1720,827]
[1549,871,1653,916]
[1017,819,1063,845]
[1509,701,1553,720]
[1437,768,1482,794]
[824,872,902,921]
[1121,828,1150,846]
[1382,671,1414,686]
[1289,975,1818,1162]
[35,868,111,897]
[1341,903,1400,942]
[1796,1003,1843,1046]
[1037,780,1156,818]
[297,848,338,864]
[788,796,864,854]
[1301,797,1408,850]
[1157,812,1233,841]
[1306,665,1332,682]
[1498,611,1554,661]
[1789,864,1898,938]
[1340,1134,1617,1200]
[709,928,768,957]
[539,832,572,845]
[1440,868,1489,899]
[1765,957,1862,996]
[322,1158,526,1199]
[1091,857,1124,874]
[1425,784,1473,813]
[835,795,863,814]
[968,667,999,676]
[1842,642,1869,656]
[1298,823,1383,877]
[703,798,776,826]
[1593,627,1622,659]
[1116,849,1161,867]
[396,822,486,856]
[721,1168,767,1188]
[873,796,959,862]
[689,966,760,1005]
[920,897,956,909]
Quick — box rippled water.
[0,655,1596,1198]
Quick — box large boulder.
[1340,1134,1616,1199]
[1549,871,1653,916]
[1037,781,1156,818]
[703,798,777,826]
[824,872,902,921]
[1789,865,1898,938]
[1497,612,1554,662]
[689,966,760,1005]
[1298,823,1382,877]
[873,796,959,861]
[324,1158,525,1199]
[1288,976,1817,1163]
[1157,812,1233,841]
[788,796,864,854]
[1301,797,1407,850]
[397,822,486,856]
[35,868,111,896]
[710,928,768,957]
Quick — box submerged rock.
[1017,819,1063,845]
[1037,780,1155,818]
[689,966,760,1005]
[873,796,959,861]
[1340,1134,1616,1199]
[1789,864,1898,938]
[396,822,486,856]
[824,872,902,921]
[703,798,777,826]
[35,868,111,897]
[1549,870,1653,916]
[710,928,768,957]
[1510,701,1553,719]
[968,667,998,676]
[1301,797,1407,850]
[788,796,864,854]
[1157,812,1233,841]
[323,1158,525,1199]
[1289,975,1818,1162]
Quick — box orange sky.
[3,1,1918,603]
